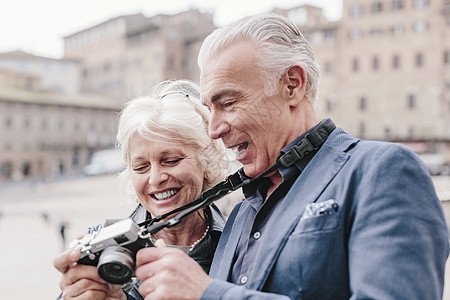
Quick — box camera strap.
[140,118,336,234]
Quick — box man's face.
[200,41,293,178]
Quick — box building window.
[444,51,450,65]
[326,97,334,113]
[371,2,383,14]
[370,28,383,36]
[391,24,405,35]
[352,58,360,72]
[72,148,80,167]
[103,62,111,73]
[413,0,429,9]
[324,61,332,74]
[359,96,367,111]
[413,21,428,33]
[41,119,48,130]
[393,55,401,69]
[5,117,12,129]
[372,56,380,70]
[359,122,366,138]
[323,29,335,40]
[4,142,12,151]
[167,56,175,70]
[392,0,404,10]
[416,53,424,67]
[384,127,392,139]
[408,127,415,139]
[0,161,13,179]
[349,29,363,40]
[23,118,31,129]
[22,161,31,177]
[350,3,363,17]
[408,94,416,109]
[74,121,81,131]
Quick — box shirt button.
[240,275,248,284]
[253,231,261,239]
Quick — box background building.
[0,50,80,94]
[63,9,215,101]
[0,53,120,182]
[1,1,449,182]
[275,0,450,173]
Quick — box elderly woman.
[53,80,231,300]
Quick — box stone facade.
[2,2,450,182]
[275,0,450,166]
[0,66,120,182]
[63,10,215,101]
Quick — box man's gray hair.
[198,13,320,104]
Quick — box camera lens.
[98,246,135,284]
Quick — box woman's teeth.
[153,189,179,200]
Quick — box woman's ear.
[282,65,307,106]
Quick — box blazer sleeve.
[347,143,449,300]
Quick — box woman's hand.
[53,249,127,300]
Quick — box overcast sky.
[0,0,342,59]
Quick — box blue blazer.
[202,128,449,300]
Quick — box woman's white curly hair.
[116,79,232,202]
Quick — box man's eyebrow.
[211,90,242,104]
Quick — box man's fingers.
[53,249,80,274]
[136,247,166,267]
[154,238,167,248]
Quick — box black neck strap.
[140,118,336,233]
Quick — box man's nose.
[208,109,230,140]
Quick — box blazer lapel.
[248,129,356,290]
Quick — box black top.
[125,204,225,300]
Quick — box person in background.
[132,13,449,300]
[53,80,232,299]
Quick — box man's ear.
[281,65,307,107]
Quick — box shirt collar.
[241,121,324,199]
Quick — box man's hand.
[53,249,127,300]
[136,239,213,299]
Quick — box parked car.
[418,153,449,176]
[83,149,125,176]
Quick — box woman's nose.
[148,166,169,186]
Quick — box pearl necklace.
[189,222,209,251]
[150,217,210,252]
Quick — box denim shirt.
[230,125,321,286]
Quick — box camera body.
[70,218,153,284]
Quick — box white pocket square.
[301,199,339,221]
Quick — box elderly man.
[57,13,449,300]
[135,13,448,300]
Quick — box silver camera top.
[70,218,143,260]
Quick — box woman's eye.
[133,165,148,172]
[165,158,181,165]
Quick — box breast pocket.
[294,199,341,234]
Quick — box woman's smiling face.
[129,134,205,217]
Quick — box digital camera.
[70,218,153,284]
